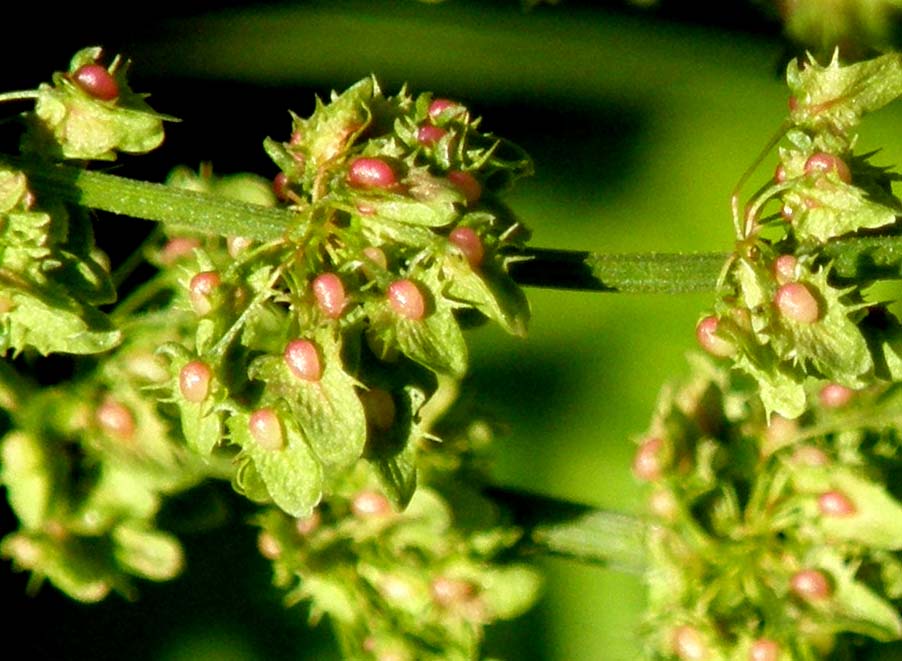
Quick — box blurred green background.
[4,1,902,659]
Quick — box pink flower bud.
[351,490,393,518]
[348,157,397,189]
[417,124,447,145]
[671,625,707,660]
[818,383,854,408]
[257,531,282,560]
[431,576,476,607]
[632,437,667,482]
[227,235,253,258]
[283,339,322,382]
[73,64,119,101]
[160,237,200,264]
[774,163,787,183]
[695,315,734,358]
[295,510,321,536]
[804,152,851,184]
[272,172,291,201]
[428,98,463,119]
[189,271,221,316]
[96,399,135,441]
[772,255,797,285]
[249,408,284,451]
[774,282,819,324]
[817,490,856,517]
[447,170,481,205]
[312,273,346,319]
[363,246,388,270]
[387,279,426,320]
[790,569,832,601]
[179,360,212,403]
[749,638,781,661]
[449,227,484,268]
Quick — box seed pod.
[312,273,346,319]
[189,271,221,316]
[790,569,832,601]
[283,339,322,382]
[818,383,854,408]
[249,408,284,451]
[817,490,857,517]
[772,255,797,284]
[447,170,481,205]
[348,157,397,189]
[695,316,734,358]
[96,399,135,441]
[387,279,426,320]
[449,227,485,268]
[428,98,464,119]
[671,625,708,661]
[804,152,852,184]
[73,63,119,101]
[748,638,781,661]
[351,490,393,518]
[417,124,447,145]
[774,282,819,324]
[179,360,212,403]
[632,437,667,482]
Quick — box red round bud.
[791,445,831,467]
[227,235,253,258]
[817,490,856,517]
[774,163,787,183]
[189,271,221,316]
[73,64,119,101]
[257,531,282,560]
[449,227,485,268]
[804,152,851,184]
[695,315,734,358]
[431,576,475,607]
[360,388,396,432]
[96,399,135,441]
[818,383,854,409]
[348,157,397,189]
[428,98,463,119]
[417,124,447,145]
[790,569,832,601]
[774,282,819,324]
[179,360,212,403]
[671,625,707,660]
[351,490,393,518]
[295,510,321,536]
[772,255,797,285]
[273,172,291,201]
[283,339,322,382]
[447,170,481,205]
[749,638,781,661]
[160,237,200,264]
[632,437,667,482]
[363,246,387,270]
[312,273,346,319]
[249,408,284,451]
[387,279,426,320]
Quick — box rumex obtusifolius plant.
[1,44,902,660]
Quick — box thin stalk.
[9,155,902,293]
[485,486,648,573]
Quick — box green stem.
[9,155,902,293]
[485,487,648,573]
[0,90,41,104]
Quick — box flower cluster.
[635,356,902,659]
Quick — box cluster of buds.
[153,77,533,520]
[697,52,902,420]
[634,356,902,659]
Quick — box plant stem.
[9,155,902,293]
[485,487,648,573]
